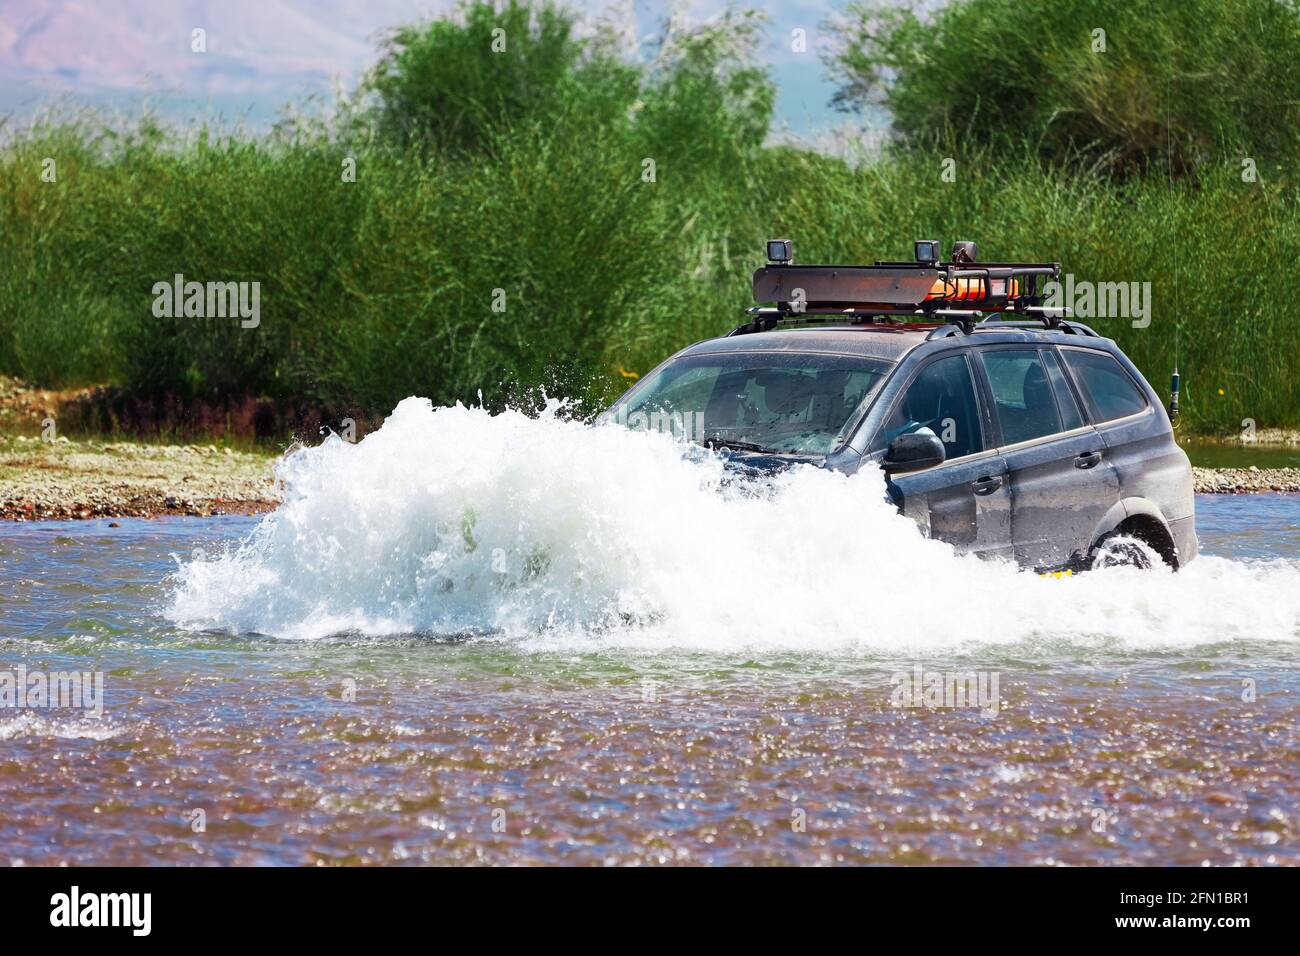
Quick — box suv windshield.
[605,351,891,455]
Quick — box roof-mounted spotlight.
[766,239,793,264]
[914,239,940,265]
[951,240,978,264]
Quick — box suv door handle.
[971,474,1004,496]
[1074,451,1103,469]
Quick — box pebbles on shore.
[1191,466,1300,495]
[0,436,278,520]
[1,436,1296,521]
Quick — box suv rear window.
[1061,349,1148,422]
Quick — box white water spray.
[166,397,1300,653]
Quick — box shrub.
[826,0,1300,176]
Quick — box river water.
[2,400,1298,865]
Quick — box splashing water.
[166,397,1300,653]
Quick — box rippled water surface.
[2,405,1298,865]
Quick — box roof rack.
[924,317,1100,340]
[727,308,948,337]
[735,240,1074,336]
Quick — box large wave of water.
[165,397,1300,652]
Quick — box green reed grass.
[1,1,1297,436]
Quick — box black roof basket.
[736,241,1071,336]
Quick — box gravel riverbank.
[1,436,1297,521]
[1191,466,1300,495]
[0,436,278,520]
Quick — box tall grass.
[1,2,1297,435]
[827,0,1300,177]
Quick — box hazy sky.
[0,0,865,137]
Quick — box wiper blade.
[703,438,780,455]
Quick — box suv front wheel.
[1089,533,1162,570]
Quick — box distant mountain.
[0,0,441,92]
[0,0,850,136]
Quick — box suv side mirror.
[883,432,946,475]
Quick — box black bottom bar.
[0,865,1282,943]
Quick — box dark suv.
[601,245,1196,571]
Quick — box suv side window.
[978,348,1063,445]
[1042,349,1085,431]
[1062,349,1148,422]
[880,353,984,459]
